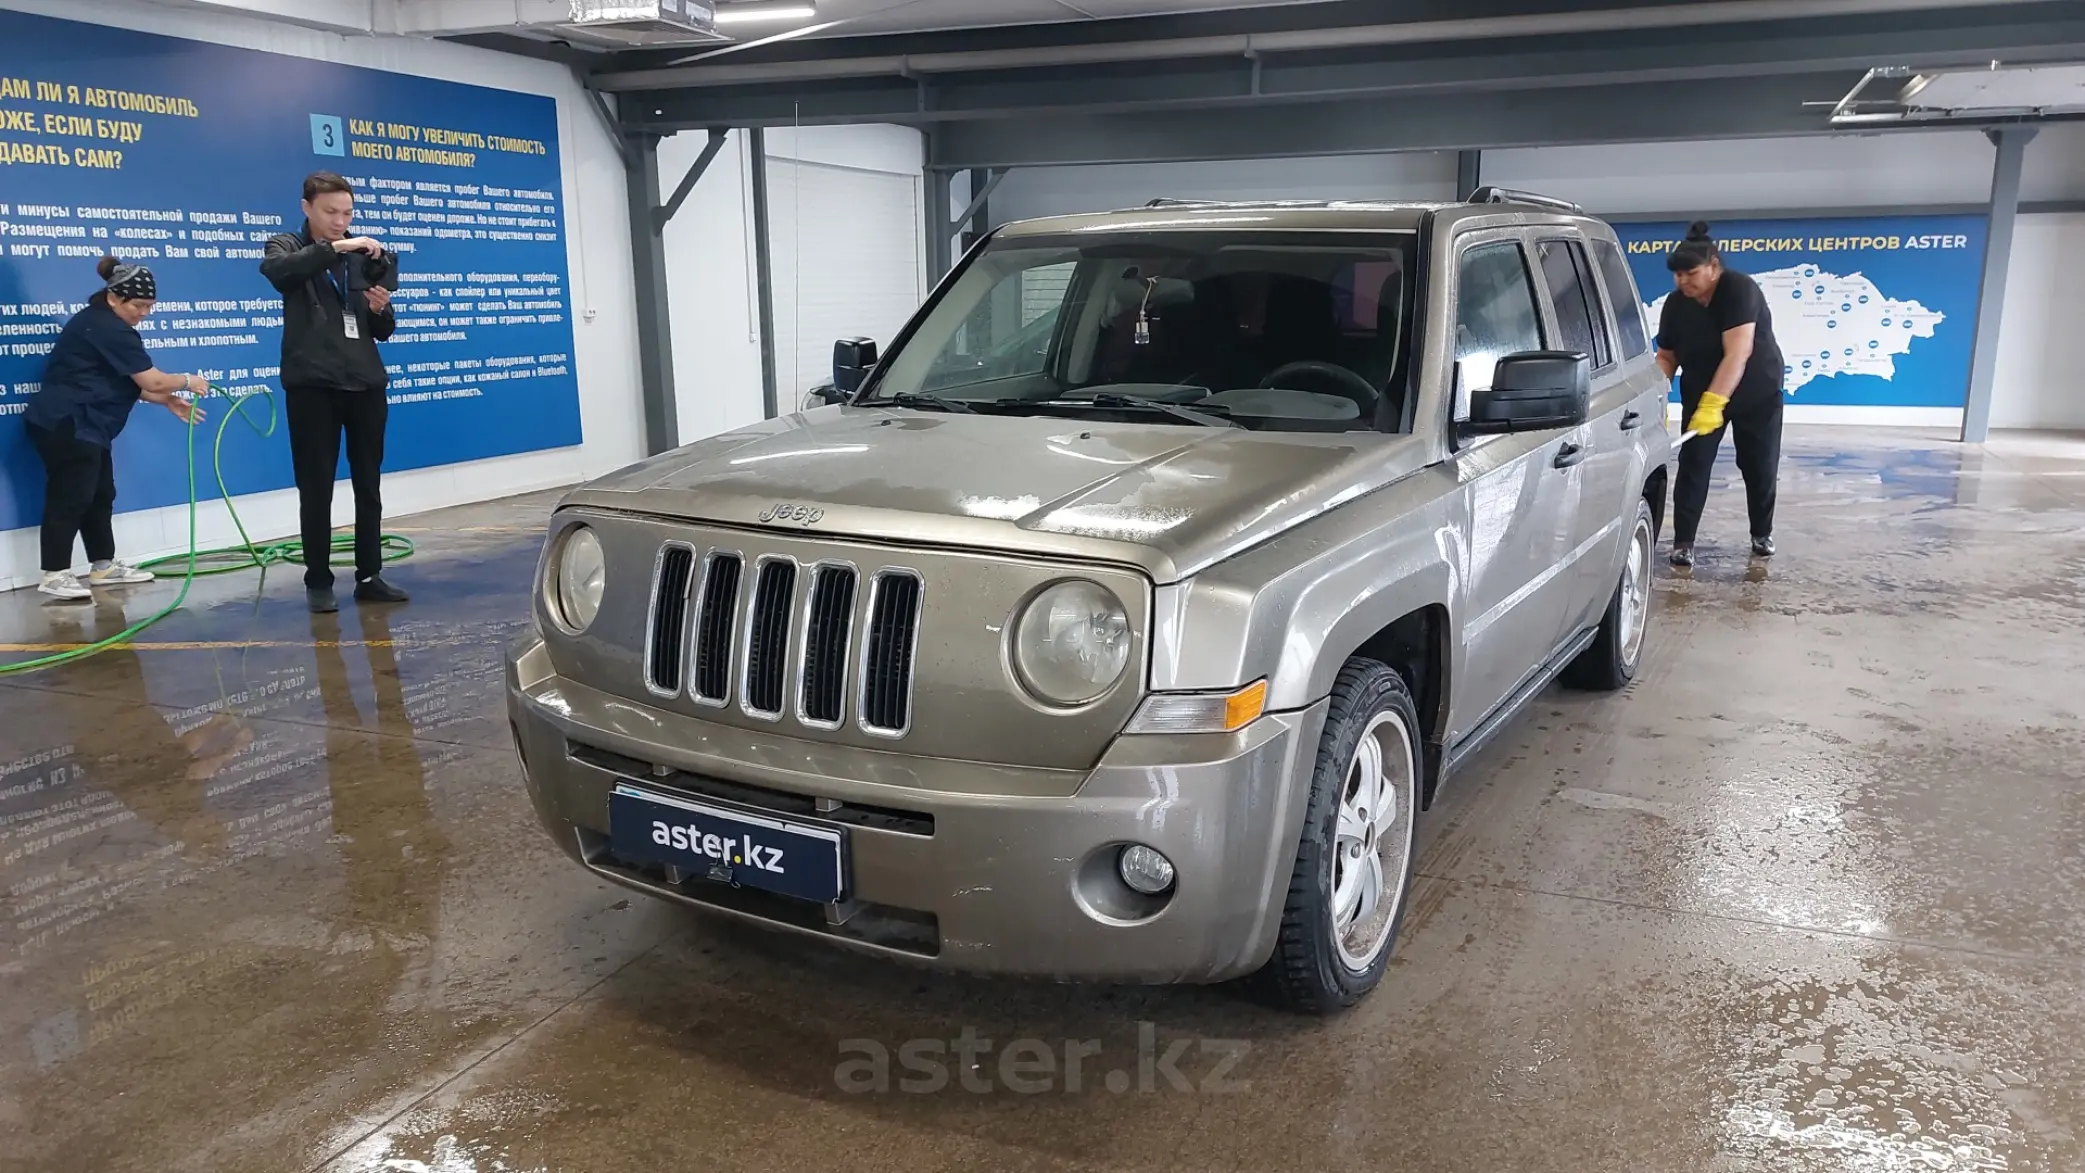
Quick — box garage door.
[764,156,925,402]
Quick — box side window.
[926,263,1068,389]
[1590,238,1650,359]
[1537,238,1611,369]
[1020,262,1076,327]
[1453,241,1545,419]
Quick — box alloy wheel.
[1330,709,1417,973]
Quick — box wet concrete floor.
[2,425,2084,1172]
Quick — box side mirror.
[1464,350,1591,434]
[833,337,878,397]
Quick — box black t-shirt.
[1656,269,1785,409]
[24,301,154,447]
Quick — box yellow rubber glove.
[1685,391,1728,437]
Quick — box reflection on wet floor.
[1,432,2083,1172]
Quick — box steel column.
[1961,124,2037,444]
[624,131,678,456]
[958,169,1007,225]
[925,167,955,283]
[1456,149,1482,199]
[749,127,780,419]
[960,166,1002,246]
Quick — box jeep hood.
[561,408,1431,582]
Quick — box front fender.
[1146,467,1463,712]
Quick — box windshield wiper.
[1078,393,1240,428]
[882,391,978,414]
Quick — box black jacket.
[259,227,398,393]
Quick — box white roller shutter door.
[764,156,925,402]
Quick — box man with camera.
[260,170,408,613]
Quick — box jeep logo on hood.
[758,502,825,526]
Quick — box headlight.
[1011,580,1132,705]
[551,526,606,632]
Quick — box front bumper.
[505,634,1326,984]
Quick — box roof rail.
[1467,186,1584,214]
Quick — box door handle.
[1553,441,1586,469]
[1619,409,1642,430]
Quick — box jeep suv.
[505,188,1673,1013]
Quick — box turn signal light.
[1124,679,1269,735]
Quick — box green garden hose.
[0,383,415,675]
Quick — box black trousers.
[1673,390,1783,546]
[27,418,117,573]
[285,385,388,589]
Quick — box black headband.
[106,262,156,301]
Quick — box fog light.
[1118,845,1175,895]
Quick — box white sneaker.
[38,571,91,600]
[88,560,154,586]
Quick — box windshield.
[863,230,1419,433]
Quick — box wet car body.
[507,191,1674,1012]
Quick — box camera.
[357,245,399,292]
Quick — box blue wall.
[1612,214,1989,410]
[0,7,583,534]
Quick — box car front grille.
[647,545,922,735]
[644,543,697,697]
[862,571,922,735]
[691,552,742,704]
[744,558,798,718]
[801,565,858,727]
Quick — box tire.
[1561,497,1655,692]
[1253,659,1423,1014]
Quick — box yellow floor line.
[383,525,538,533]
[0,639,399,652]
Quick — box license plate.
[608,783,848,904]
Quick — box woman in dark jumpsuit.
[1655,222,1786,567]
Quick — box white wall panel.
[766,159,924,407]
[659,123,925,442]
[1485,132,2000,213]
[660,129,766,444]
[1990,212,2085,433]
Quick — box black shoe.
[354,575,409,604]
[1669,544,1695,568]
[307,587,339,614]
[1751,535,1776,558]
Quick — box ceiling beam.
[921,73,1866,170]
[624,14,2085,132]
[591,0,2058,90]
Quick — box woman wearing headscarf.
[23,255,208,600]
[1655,222,1786,567]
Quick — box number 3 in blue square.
[310,114,345,157]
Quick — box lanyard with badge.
[326,261,360,340]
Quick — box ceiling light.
[713,1,816,23]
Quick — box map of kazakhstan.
[1646,265,1946,394]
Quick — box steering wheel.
[1258,360,1379,417]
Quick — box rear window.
[1590,238,1651,359]
[1537,238,1612,369]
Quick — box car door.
[1445,234,1580,740]
[1533,233,1631,634]
[1586,230,1669,500]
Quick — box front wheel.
[1561,497,1655,691]
[1254,660,1422,1014]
